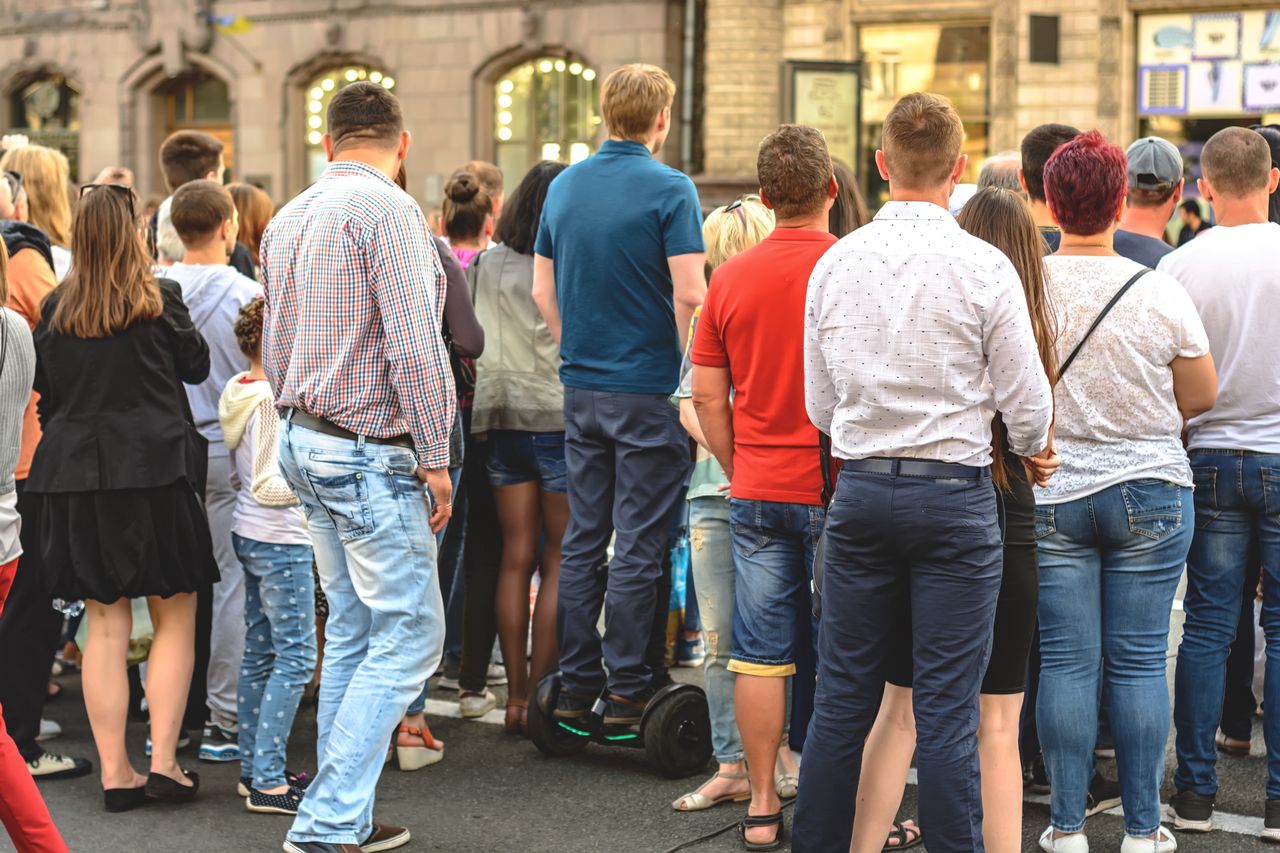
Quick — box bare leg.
[82,599,143,790]
[735,673,785,846]
[493,482,541,704]
[145,593,196,785]
[979,693,1024,853]
[530,489,568,691]
[850,684,917,853]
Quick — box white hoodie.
[217,373,309,545]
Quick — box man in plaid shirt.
[262,82,455,853]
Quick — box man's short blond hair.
[882,93,965,191]
[601,64,676,141]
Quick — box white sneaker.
[1040,827,1089,853]
[36,718,61,742]
[459,689,497,718]
[486,663,508,686]
[1120,827,1177,853]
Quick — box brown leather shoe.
[360,822,410,852]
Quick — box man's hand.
[1023,443,1061,488]
[418,466,453,533]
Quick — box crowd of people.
[0,58,1277,853]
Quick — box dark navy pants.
[557,387,691,700]
[794,461,1001,853]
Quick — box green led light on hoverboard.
[556,721,591,737]
[603,732,640,741]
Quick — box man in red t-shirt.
[690,124,837,850]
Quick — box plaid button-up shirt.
[260,160,456,469]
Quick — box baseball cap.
[1126,137,1183,191]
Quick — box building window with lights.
[304,66,396,184]
[858,23,990,207]
[6,72,81,176]
[494,57,601,192]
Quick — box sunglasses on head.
[2,169,21,201]
[79,182,137,219]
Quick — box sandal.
[671,771,750,811]
[504,701,528,736]
[739,811,784,851]
[395,724,444,771]
[883,821,923,850]
[775,771,799,800]
[1216,729,1251,756]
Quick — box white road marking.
[904,768,1265,837]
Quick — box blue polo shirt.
[535,139,704,394]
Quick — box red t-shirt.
[690,228,835,505]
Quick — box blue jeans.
[233,534,317,790]
[1036,480,1192,836]
[278,423,444,846]
[406,462,465,717]
[558,388,690,699]
[688,497,742,763]
[795,461,1001,853]
[487,430,568,493]
[1176,451,1280,799]
[727,499,823,676]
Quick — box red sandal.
[395,724,444,771]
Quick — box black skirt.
[37,479,220,604]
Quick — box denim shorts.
[728,498,824,677]
[485,430,567,493]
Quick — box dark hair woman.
[26,184,217,812]
[828,160,870,239]
[1037,130,1217,853]
[442,171,494,269]
[1252,124,1280,225]
[470,160,568,733]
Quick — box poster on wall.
[1139,10,1280,116]
[783,61,859,169]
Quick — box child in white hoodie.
[217,297,316,816]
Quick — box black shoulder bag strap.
[1057,268,1151,379]
[812,431,834,620]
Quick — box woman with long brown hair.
[848,187,1059,853]
[228,183,274,275]
[25,183,218,812]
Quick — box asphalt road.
[10,668,1280,853]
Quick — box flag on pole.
[210,14,254,35]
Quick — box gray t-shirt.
[0,308,35,562]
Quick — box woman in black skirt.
[847,188,1060,853]
[26,183,218,812]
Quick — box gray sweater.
[0,307,35,562]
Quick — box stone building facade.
[1,0,1278,209]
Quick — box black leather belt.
[842,457,987,480]
[286,409,414,450]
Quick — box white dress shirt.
[804,201,1053,466]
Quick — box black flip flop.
[883,821,923,851]
[739,812,784,851]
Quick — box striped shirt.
[260,160,456,468]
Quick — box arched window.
[305,66,396,184]
[8,73,80,175]
[494,57,601,190]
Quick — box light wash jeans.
[688,497,743,764]
[234,534,317,791]
[278,423,444,846]
[407,463,464,717]
[1035,479,1193,837]
[1175,451,1280,799]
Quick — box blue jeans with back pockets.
[234,534,317,791]
[1175,451,1280,800]
[1036,479,1192,837]
[277,422,444,846]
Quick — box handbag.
[808,267,1151,620]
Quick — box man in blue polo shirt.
[533,62,706,725]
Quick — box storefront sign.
[783,61,859,168]
[1139,10,1280,116]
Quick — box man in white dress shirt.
[793,92,1055,853]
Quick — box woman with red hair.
[1034,130,1219,853]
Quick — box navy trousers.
[794,461,1002,853]
[557,387,691,700]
